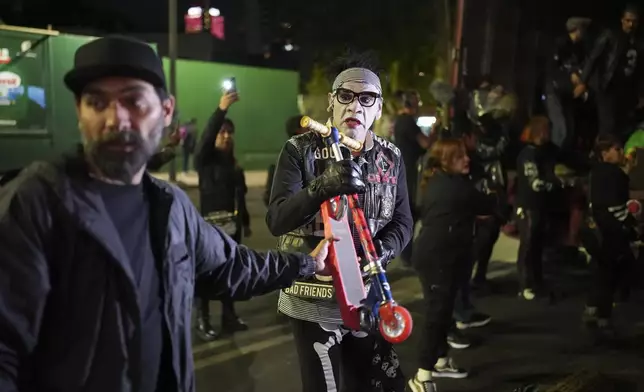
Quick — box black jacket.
[582,29,644,92]
[472,120,509,193]
[194,108,249,227]
[0,156,315,392]
[416,170,496,252]
[515,144,562,209]
[547,35,588,95]
[266,131,413,323]
[266,131,413,259]
[589,161,637,240]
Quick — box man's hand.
[570,73,581,86]
[309,236,339,274]
[219,91,239,111]
[573,84,587,98]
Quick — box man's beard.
[85,123,163,183]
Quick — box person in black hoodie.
[515,116,571,300]
[408,138,496,391]
[582,134,638,337]
[193,91,252,341]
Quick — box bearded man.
[0,36,332,392]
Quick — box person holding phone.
[193,89,252,340]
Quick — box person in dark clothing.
[575,6,644,140]
[466,103,511,289]
[393,90,434,266]
[193,93,252,340]
[545,17,592,150]
[0,36,333,392]
[582,134,637,338]
[263,115,306,206]
[408,139,496,391]
[515,116,571,300]
[181,118,198,173]
[449,129,495,333]
[147,110,184,172]
[267,53,413,392]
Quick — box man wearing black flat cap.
[0,35,333,392]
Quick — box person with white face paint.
[266,53,414,391]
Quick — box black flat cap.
[64,35,167,95]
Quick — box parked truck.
[0,25,300,173]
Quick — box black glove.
[307,160,366,203]
[374,239,395,269]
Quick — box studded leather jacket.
[473,123,508,194]
[266,131,413,324]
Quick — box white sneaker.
[432,358,468,379]
[408,376,438,392]
[519,288,535,300]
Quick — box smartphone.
[222,77,236,93]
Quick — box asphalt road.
[185,185,644,392]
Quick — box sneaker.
[432,358,468,379]
[447,330,471,349]
[518,288,535,300]
[582,306,598,325]
[456,312,492,330]
[407,376,438,392]
[195,318,220,342]
[221,317,249,333]
[595,319,618,340]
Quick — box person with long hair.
[194,93,252,340]
[408,139,496,391]
[581,133,638,338]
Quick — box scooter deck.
[320,197,366,330]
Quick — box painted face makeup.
[328,68,383,142]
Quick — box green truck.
[0,25,300,173]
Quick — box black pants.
[546,92,576,150]
[416,249,469,370]
[290,318,406,392]
[473,217,501,282]
[197,230,240,323]
[595,87,636,141]
[198,298,238,322]
[587,236,635,319]
[516,208,545,291]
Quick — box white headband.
[332,67,382,94]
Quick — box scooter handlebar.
[300,116,363,152]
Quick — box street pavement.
[180,181,644,392]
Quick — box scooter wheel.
[358,307,375,332]
[378,305,413,344]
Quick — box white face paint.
[328,80,382,142]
